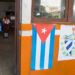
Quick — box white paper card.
[58,25,75,61]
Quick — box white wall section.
[19,30,32,36]
[19,30,60,36]
[21,0,32,24]
[55,30,60,35]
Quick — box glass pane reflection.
[73,0,75,18]
[34,0,65,19]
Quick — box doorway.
[0,0,18,75]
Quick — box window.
[34,0,65,19]
[32,0,75,23]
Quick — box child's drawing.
[58,25,75,61]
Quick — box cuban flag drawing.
[31,23,55,70]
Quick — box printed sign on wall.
[31,24,55,70]
[58,25,75,61]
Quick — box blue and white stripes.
[31,26,55,70]
[65,40,73,55]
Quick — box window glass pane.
[73,0,75,18]
[33,0,65,19]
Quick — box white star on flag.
[42,28,47,34]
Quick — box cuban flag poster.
[58,25,75,61]
[31,23,55,70]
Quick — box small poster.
[58,25,75,61]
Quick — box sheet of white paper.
[58,25,75,61]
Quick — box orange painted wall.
[20,24,75,75]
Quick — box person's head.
[4,16,9,19]
[4,16,7,19]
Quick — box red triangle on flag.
[33,23,55,43]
